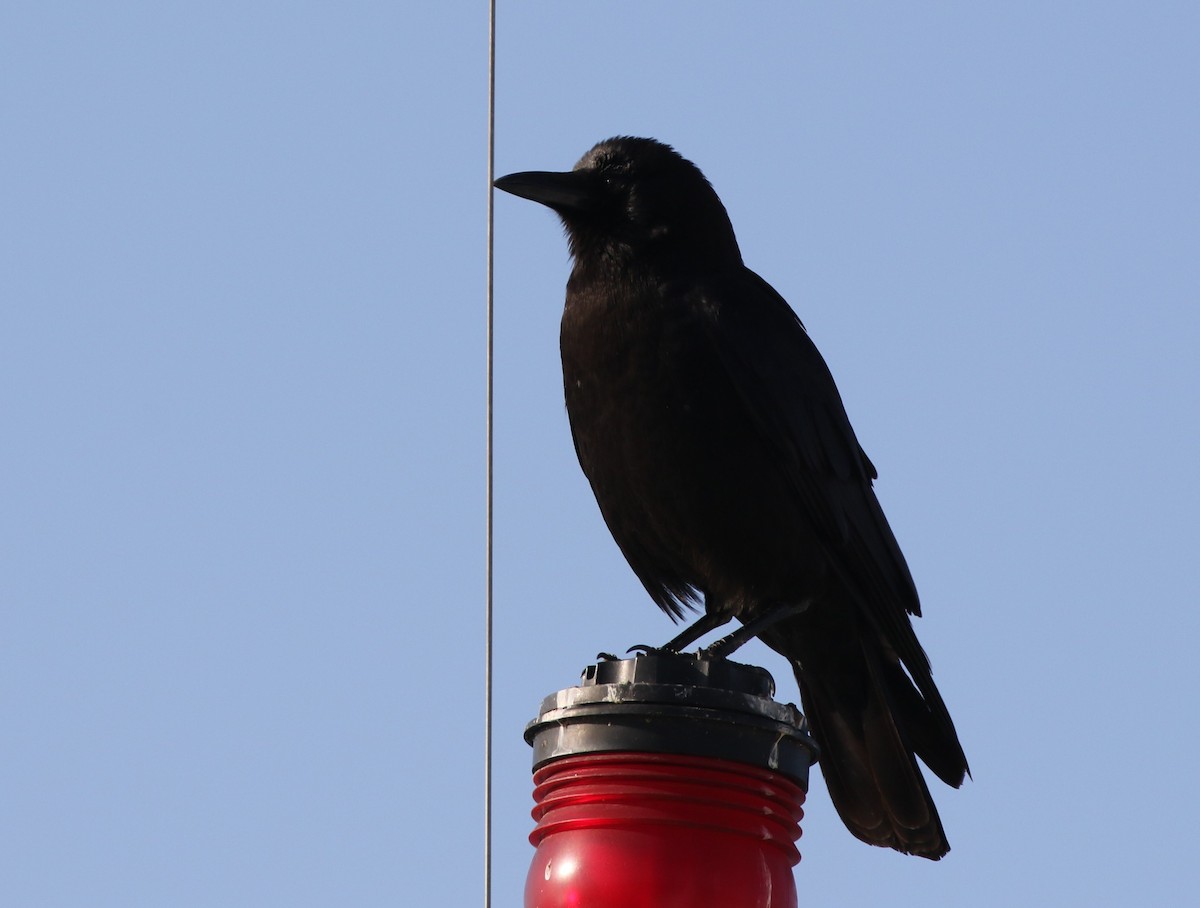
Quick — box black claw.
[596,651,622,662]
[626,644,662,655]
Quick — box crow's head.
[495,137,742,268]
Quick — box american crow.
[495,137,968,859]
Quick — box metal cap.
[525,651,817,787]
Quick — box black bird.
[495,137,968,859]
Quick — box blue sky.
[3,3,1198,905]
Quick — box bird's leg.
[659,610,733,653]
[701,599,812,660]
[626,609,733,656]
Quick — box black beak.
[494,169,601,214]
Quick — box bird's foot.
[596,651,622,662]
[699,634,741,661]
[625,644,667,656]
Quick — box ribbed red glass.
[525,751,806,908]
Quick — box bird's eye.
[601,165,632,190]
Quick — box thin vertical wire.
[484,0,496,906]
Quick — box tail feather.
[789,633,966,860]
